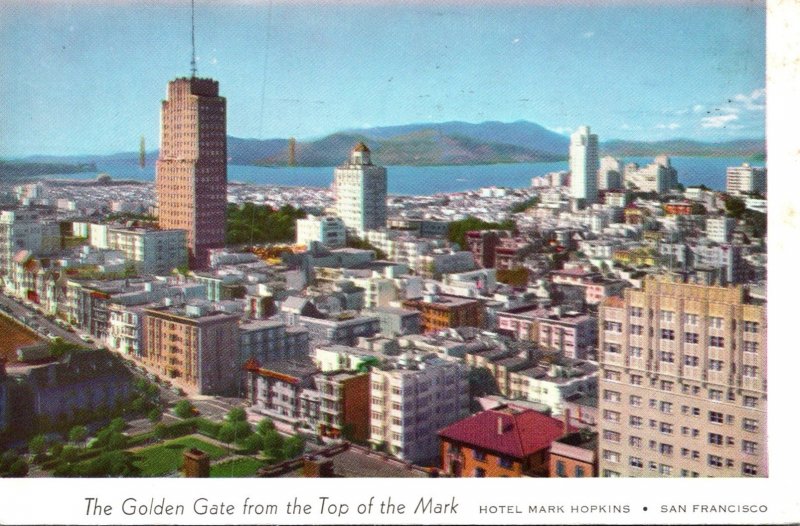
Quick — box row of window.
[622,310,760,334]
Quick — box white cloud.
[582,31,595,39]
[656,122,681,130]
[550,126,573,135]
[512,38,521,44]
[701,114,739,128]
[692,104,705,113]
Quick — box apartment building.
[369,355,469,463]
[597,276,767,477]
[402,293,482,334]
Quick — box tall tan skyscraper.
[597,276,767,478]
[156,77,227,269]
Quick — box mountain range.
[8,120,765,172]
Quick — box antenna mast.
[190,0,197,77]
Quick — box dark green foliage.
[49,442,64,458]
[153,419,196,440]
[725,196,747,218]
[355,356,380,373]
[66,451,140,478]
[195,418,223,438]
[690,203,707,215]
[108,417,126,433]
[8,458,29,477]
[68,425,88,444]
[225,407,247,423]
[28,434,48,456]
[147,408,162,423]
[217,421,252,444]
[346,236,388,260]
[744,210,766,238]
[255,418,275,436]
[226,202,306,245]
[238,433,265,454]
[282,435,305,460]
[510,195,539,213]
[60,446,80,463]
[262,430,285,461]
[0,450,20,472]
[447,216,515,249]
[173,400,196,419]
[48,338,85,358]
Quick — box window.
[709,411,724,424]
[660,310,674,322]
[709,316,723,329]
[603,430,621,443]
[709,360,724,371]
[648,461,658,472]
[709,336,725,348]
[575,466,585,477]
[649,419,658,430]
[392,417,402,426]
[630,375,643,386]
[629,415,642,428]
[604,390,621,402]
[604,321,622,333]
[604,410,621,423]
[629,346,643,357]
[684,332,699,344]
[744,396,758,408]
[684,313,698,325]
[709,389,723,401]
[684,355,699,366]
[499,457,514,469]
[649,440,657,451]
[603,470,620,477]
[630,307,643,317]
[742,463,758,477]
[743,418,758,432]
[391,386,402,395]
[629,436,642,448]
[659,464,672,476]
[660,381,674,392]
[660,443,673,456]
[743,341,758,353]
[742,441,758,455]
[708,433,723,445]
[708,455,723,468]
[604,370,621,382]
[629,457,643,469]
[605,343,621,354]
[661,329,675,341]
[603,450,621,463]
[660,422,673,434]
[473,449,486,461]
[681,405,690,415]
[629,395,642,407]
[660,352,675,363]
[630,324,643,335]
[743,321,760,333]
[743,366,758,378]
[681,448,690,458]
[555,460,566,477]
[649,399,658,409]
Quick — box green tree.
[238,433,265,454]
[262,430,285,461]
[0,450,19,472]
[108,417,126,433]
[60,445,80,463]
[68,425,88,445]
[49,442,64,458]
[147,408,162,423]
[28,434,48,457]
[256,418,276,436]
[447,216,515,249]
[173,400,196,419]
[725,196,746,219]
[9,458,29,477]
[282,435,306,459]
[355,356,380,373]
[226,407,247,423]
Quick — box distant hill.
[7,120,765,169]
[0,160,97,179]
[601,138,765,158]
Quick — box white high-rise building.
[599,156,623,190]
[569,126,599,205]
[296,215,347,248]
[726,163,766,195]
[334,143,387,236]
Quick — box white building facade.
[569,126,599,205]
[334,143,388,235]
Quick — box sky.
[0,0,765,157]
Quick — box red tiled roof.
[438,409,568,459]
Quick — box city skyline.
[0,0,765,157]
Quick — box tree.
[690,202,707,215]
[60,445,80,463]
[216,424,237,444]
[173,400,196,419]
[725,196,746,219]
[226,407,247,423]
[0,450,19,472]
[282,435,306,460]
[238,433,264,454]
[447,216,515,249]
[108,417,126,433]
[262,430,285,461]
[28,434,48,457]
[49,442,64,458]
[147,408,162,423]
[68,425,88,445]
[8,458,29,477]
[256,418,276,436]
[355,356,381,373]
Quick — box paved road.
[0,293,85,346]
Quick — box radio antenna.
[190,0,197,77]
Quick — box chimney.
[562,408,572,435]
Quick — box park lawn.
[133,436,228,477]
[210,457,265,478]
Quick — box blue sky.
[0,0,765,157]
